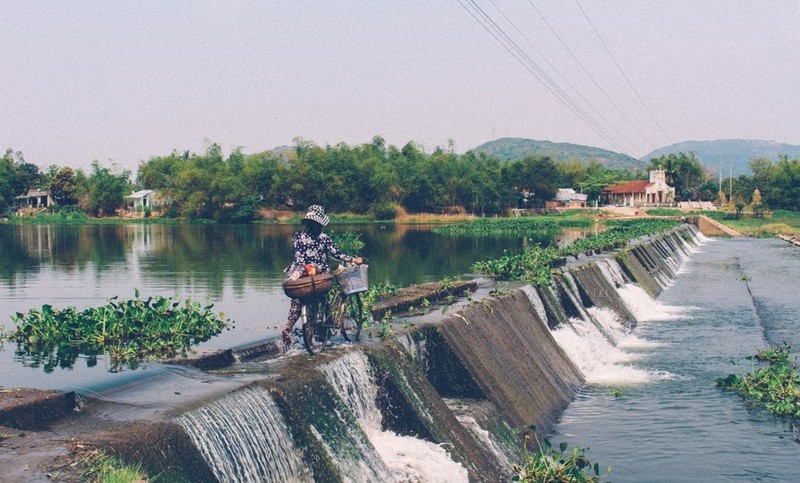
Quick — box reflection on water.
[0,222,599,388]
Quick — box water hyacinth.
[5,289,229,372]
[472,218,680,286]
[717,343,800,420]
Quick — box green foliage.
[5,291,229,372]
[512,432,610,483]
[644,208,683,216]
[88,161,131,217]
[717,343,800,419]
[69,444,148,483]
[648,152,707,201]
[9,208,90,224]
[329,231,365,255]
[433,218,561,238]
[472,218,680,286]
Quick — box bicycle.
[286,261,369,355]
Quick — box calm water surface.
[554,237,800,482]
[1,222,575,391]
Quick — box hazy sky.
[3,1,799,172]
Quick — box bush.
[370,202,398,220]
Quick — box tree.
[650,152,708,200]
[88,161,130,216]
[49,167,79,206]
[502,156,560,207]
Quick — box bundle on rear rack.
[283,273,334,300]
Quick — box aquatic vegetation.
[432,218,563,238]
[432,216,594,238]
[329,230,366,254]
[716,343,800,419]
[5,290,229,372]
[513,432,610,483]
[473,219,680,286]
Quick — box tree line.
[2,138,798,222]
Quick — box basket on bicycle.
[283,273,334,300]
[334,264,369,295]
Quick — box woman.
[282,205,362,348]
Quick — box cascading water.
[175,386,310,483]
[553,234,800,481]
[319,351,469,483]
[156,225,789,482]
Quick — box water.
[320,351,469,483]
[0,222,529,391]
[553,237,800,482]
[176,386,311,482]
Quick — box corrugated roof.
[603,180,650,194]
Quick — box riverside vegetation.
[2,290,229,372]
[717,343,800,421]
[470,218,680,286]
[513,432,610,483]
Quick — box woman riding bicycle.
[282,204,362,348]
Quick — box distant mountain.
[470,137,643,170]
[640,139,800,176]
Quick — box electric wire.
[525,0,657,152]
[575,0,674,147]
[456,0,630,154]
[488,0,645,155]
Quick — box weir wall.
[89,224,698,482]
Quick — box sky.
[2,0,800,173]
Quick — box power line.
[525,0,658,153]
[488,0,645,155]
[575,0,674,147]
[455,0,631,154]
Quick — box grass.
[705,210,800,236]
[65,443,149,483]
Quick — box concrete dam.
[24,224,702,482]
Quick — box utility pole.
[728,161,733,202]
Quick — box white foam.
[320,351,469,483]
[552,316,667,385]
[618,284,694,322]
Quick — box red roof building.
[602,169,675,207]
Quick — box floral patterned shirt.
[290,231,353,275]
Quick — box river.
[553,236,800,482]
[0,222,541,392]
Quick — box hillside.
[640,139,800,176]
[470,137,643,170]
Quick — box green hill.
[640,139,800,176]
[470,137,643,170]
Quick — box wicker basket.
[335,264,369,295]
[283,273,334,300]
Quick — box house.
[546,188,588,209]
[15,189,53,209]
[126,190,158,211]
[602,169,675,207]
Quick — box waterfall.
[151,225,706,481]
[175,386,310,483]
[319,351,469,483]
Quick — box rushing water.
[554,237,800,482]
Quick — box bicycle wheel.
[302,296,332,354]
[336,293,365,342]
